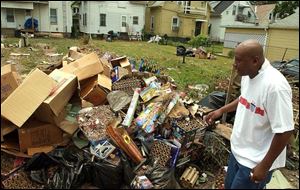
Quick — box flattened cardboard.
[35,69,77,123]
[80,74,112,106]
[1,64,22,102]
[1,69,56,127]
[18,119,63,153]
[60,52,103,81]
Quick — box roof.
[148,1,165,7]
[255,4,276,24]
[269,8,299,29]
[209,1,221,9]
[130,1,147,5]
[211,1,234,16]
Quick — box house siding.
[209,1,256,42]
[145,1,210,38]
[79,1,145,35]
[223,27,299,61]
[1,1,72,34]
[266,28,299,61]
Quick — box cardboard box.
[100,58,113,78]
[18,119,63,153]
[68,49,85,60]
[110,56,132,75]
[1,64,22,103]
[60,52,103,81]
[56,103,80,135]
[1,69,56,127]
[34,69,78,124]
[1,118,18,142]
[80,74,112,106]
[27,146,54,156]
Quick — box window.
[232,5,236,15]
[50,8,57,25]
[121,16,126,27]
[100,14,106,26]
[73,7,79,14]
[25,10,31,17]
[248,11,251,18]
[150,16,154,30]
[172,17,179,27]
[83,13,87,26]
[177,1,182,5]
[133,16,138,25]
[172,17,179,31]
[6,9,14,23]
[226,10,229,15]
[201,2,205,7]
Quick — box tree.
[274,1,299,19]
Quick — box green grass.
[2,37,232,93]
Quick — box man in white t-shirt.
[204,39,294,189]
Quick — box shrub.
[188,34,209,48]
[228,50,235,58]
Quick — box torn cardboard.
[1,118,17,142]
[80,74,112,106]
[1,69,56,127]
[100,58,113,78]
[213,123,232,140]
[1,64,22,103]
[68,49,85,60]
[111,56,132,75]
[34,69,77,124]
[60,52,103,81]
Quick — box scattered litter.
[10,53,30,56]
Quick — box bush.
[188,34,209,48]
[228,50,235,58]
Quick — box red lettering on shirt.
[239,96,264,116]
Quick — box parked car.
[271,58,299,82]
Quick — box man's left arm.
[250,130,294,182]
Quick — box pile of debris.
[1,47,229,189]
[176,46,216,60]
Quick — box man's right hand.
[204,109,223,125]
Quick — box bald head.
[236,40,264,63]
[234,39,266,78]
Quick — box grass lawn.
[1,37,233,94]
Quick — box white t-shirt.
[231,58,294,171]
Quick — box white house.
[1,1,73,35]
[72,1,147,35]
[209,1,256,42]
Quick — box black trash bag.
[24,152,60,171]
[121,151,136,186]
[30,169,48,184]
[47,146,93,189]
[25,146,93,189]
[145,163,180,189]
[198,91,236,123]
[24,152,61,185]
[91,159,123,189]
[185,50,195,57]
[176,46,186,56]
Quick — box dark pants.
[225,153,273,189]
